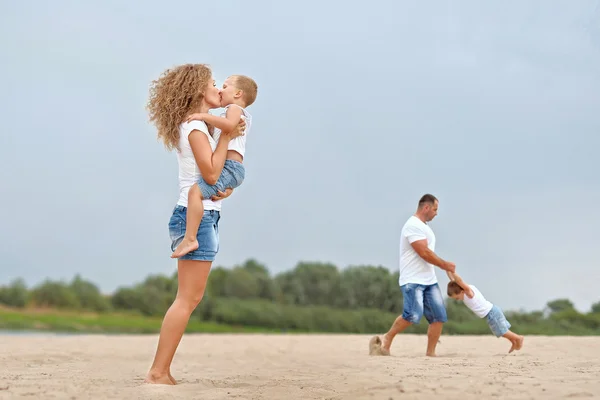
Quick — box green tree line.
[1,259,599,335]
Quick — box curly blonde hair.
[147,63,213,151]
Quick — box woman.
[145,63,245,385]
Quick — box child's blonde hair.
[447,281,464,297]
[231,75,258,107]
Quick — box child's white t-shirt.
[463,285,494,318]
[212,104,252,158]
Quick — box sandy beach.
[0,333,598,399]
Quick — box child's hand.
[185,113,206,123]
[446,271,456,281]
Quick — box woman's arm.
[188,119,245,185]
[211,188,234,201]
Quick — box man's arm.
[410,239,456,273]
[187,106,243,133]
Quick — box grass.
[0,307,277,334]
[3,306,598,336]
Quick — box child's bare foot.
[171,238,198,258]
[508,341,516,353]
[516,335,524,350]
[145,371,174,385]
[426,352,437,357]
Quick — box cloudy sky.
[1,0,599,313]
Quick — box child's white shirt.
[463,285,494,318]
[212,104,252,158]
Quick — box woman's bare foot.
[171,238,198,258]
[145,371,174,385]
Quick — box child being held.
[447,272,524,353]
[171,74,257,259]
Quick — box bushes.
[1,276,111,312]
[70,275,111,312]
[203,297,396,333]
[31,280,81,309]
[1,259,600,336]
[0,279,29,308]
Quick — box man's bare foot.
[145,371,174,385]
[169,373,177,385]
[171,238,198,258]
[381,334,392,354]
[369,336,390,356]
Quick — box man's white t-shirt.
[398,216,437,286]
[175,121,222,211]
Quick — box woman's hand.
[222,117,246,140]
[211,188,233,201]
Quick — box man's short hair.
[418,194,438,208]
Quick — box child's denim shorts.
[486,304,511,337]
[197,160,245,199]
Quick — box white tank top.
[212,104,252,158]
[462,285,493,318]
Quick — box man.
[381,194,456,357]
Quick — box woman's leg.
[145,259,212,384]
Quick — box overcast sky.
[1,0,599,313]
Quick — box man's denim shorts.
[169,205,220,261]
[400,283,448,324]
[486,304,511,337]
[197,159,245,199]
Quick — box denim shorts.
[400,283,448,324]
[197,160,245,199]
[486,304,511,337]
[169,205,220,261]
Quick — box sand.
[0,333,599,399]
